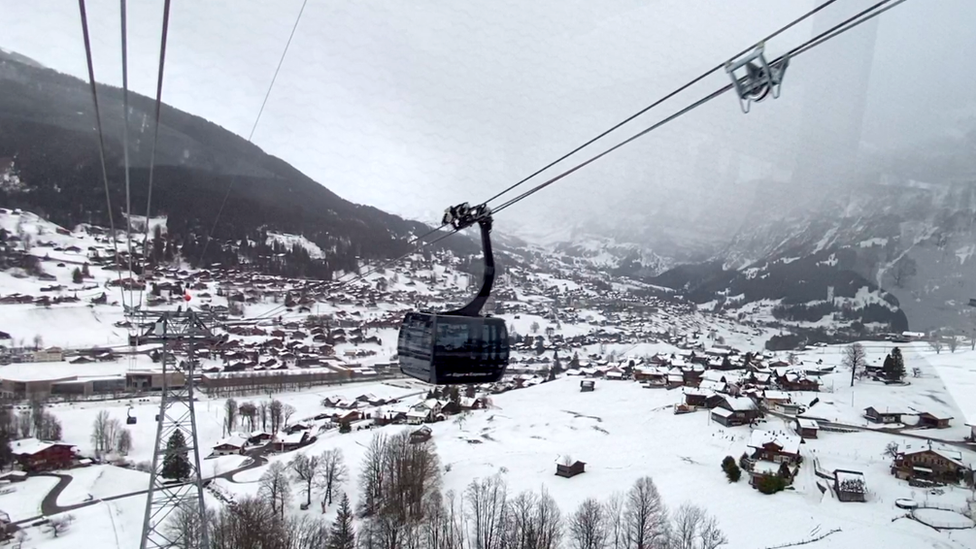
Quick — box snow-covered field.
[7,348,976,548]
[0,476,58,521]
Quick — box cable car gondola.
[398,203,509,385]
[127,406,137,425]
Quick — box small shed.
[795,418,820,439]
[580,380,595,392]
[410,426,433,444]
[916,412,952,429]
[834,469,866,502]
[556,460,586,478]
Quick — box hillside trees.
[91,410,122,457]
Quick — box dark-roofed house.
[710,396,761,427]
[555,460,586,478]
[11,438,76,472]
[863,407,902,424]
[410,426,433,444]
[916,412,952,429]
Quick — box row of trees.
[347,431,726,549]
[90,410,133,458]
[224,398,296,436]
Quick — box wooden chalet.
[916,411,952,429]
[748,430,801,464]
[212,436,246,456]
[710,396,761,427]
[864,407,902,424]
[891,445,972,484]
[555,460,586,478]
[274,431,311,452]
[11,439,76,472]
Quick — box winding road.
[14,446,271,525]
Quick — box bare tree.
[91,410,111,457]
[117,429,133,456]
[947,334,959,353]
[320,448,347,507]
[32,334,43,351]
[39,412,62,441]
[570,498,608,549]
[624,476,669,549]
[505,491,537,549]
[843,343,867,387]
[283,404,297,428]
[929,337,944,355]
[17,412,32,439]
[224,398,238,436]
[258,401,269,431]
[465,473,508,549]
[165,501,213,549]
[285,514,331,549]
[669,504,727,549]
[882,441,899,459]
[30,397,45,435]
[604,493,626,549]
[269,399,284,434]
[239,402,257,432]
[534,487,562,549]
[290,453,322,508]
[45,514,74,538]
[209,496,285,549]
[260,461,292,519]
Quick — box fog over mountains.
[3,0,976,332]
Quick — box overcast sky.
[3,0,975,243]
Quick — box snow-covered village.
[0,205,974,549]
[3,1,976,548]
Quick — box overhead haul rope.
[251,0,905,322]
[197,0,310,267]
[120,0,136,313]
[136,0,173,311]
[78,0,128,311]
[490,0,907,215]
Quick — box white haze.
[2,0,975,246]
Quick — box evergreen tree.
[328,492,355,549]
[569,352,581,369]
[881,353,894,379]
[161,431,192,481]
[81,262,91,278]
[888,347,906,381]
[549,351,562,381]
[71,267,83,284]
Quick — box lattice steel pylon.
[139,309,219,549]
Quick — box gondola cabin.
[398,202,510,385]
[398,313,509,385]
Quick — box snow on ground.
[44,381,422,465]
[209,377,974,549]
[266,232,326,259]
[0,476,59,521]
[55,465,150,506]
